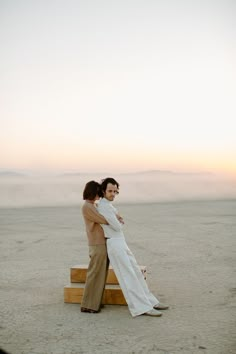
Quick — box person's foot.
[153,302,169,310]
[81,307,100,313]
[143,309,162,317]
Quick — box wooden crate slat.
[64,283,127,305]
[70,264,147,284]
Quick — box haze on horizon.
[0,169,236,208]
[1,0,235,177]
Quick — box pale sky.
[1,0,235,176]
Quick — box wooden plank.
[70,265,88,283]
[64,283,127,305]
[70,264,147,284]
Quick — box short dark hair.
[100,177,119,196]
[83,180,102,200]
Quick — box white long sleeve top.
[97,198,124,239]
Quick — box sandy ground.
[0,200,236,354]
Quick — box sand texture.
[0,200,236,354]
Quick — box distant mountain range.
[0,170,27,177]
[0,169,214,177]
[58,169,214,177]
[133,169,214,176]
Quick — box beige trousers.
[81,244,109,311]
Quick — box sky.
[1,0,235,176]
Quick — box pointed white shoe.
[143,309,162,317]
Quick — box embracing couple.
[80,177,169,318]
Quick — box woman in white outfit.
[97,177,169,318]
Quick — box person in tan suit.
[80,180,110,313]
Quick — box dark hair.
[83,180,102,200]
[100,177,119,196]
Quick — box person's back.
[82,200,107,245]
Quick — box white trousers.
[107,237,159,317]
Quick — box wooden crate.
[70,264,147,284]
[64,264,147,305]
[64,283,127,305]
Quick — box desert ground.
[0,199,236,354]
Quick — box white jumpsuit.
[97,198,160,317]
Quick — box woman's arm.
[82,204,108,224]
